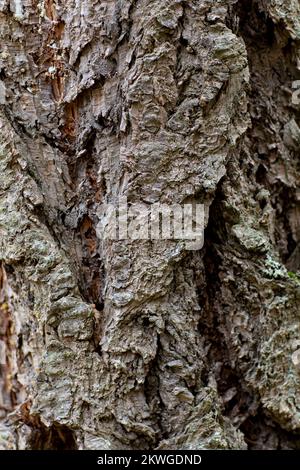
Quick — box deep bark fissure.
[28,422,77,450]
[235,0,300,270]
[1,0,300,450]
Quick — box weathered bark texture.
[0,0,300,450]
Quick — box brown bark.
[0,0,300,450]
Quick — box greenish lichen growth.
[288,271,300,284]
[262,253,288,280]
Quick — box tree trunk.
[0,0,300,450]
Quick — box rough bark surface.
[0,0,299,450]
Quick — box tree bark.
[0,0,300,450]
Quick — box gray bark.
[0,0,300,450]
